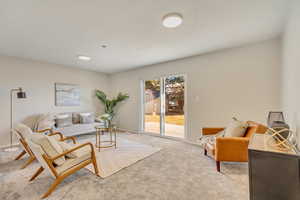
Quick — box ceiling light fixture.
[77,55,91,61]
[162,13,183,28]
[101,45,107,48]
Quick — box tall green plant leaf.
[95,90,129,118]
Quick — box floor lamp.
[4,87,27,152]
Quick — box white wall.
[282,0,300,145]
[0,56,109,147]
[110,39,282,142]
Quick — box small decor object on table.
[267,111,290,140]
[95,125,117,152]
[264,127,299,153]
[99,113,113,128]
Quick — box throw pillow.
[55,114,72,128]
[199,130,225,147]
[72,112,81,124]
[224,117,248,137]
[80,113,95,124]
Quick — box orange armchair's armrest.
[202,127,225,135]
[215,137,250,162]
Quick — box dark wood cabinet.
[248,134,300,200]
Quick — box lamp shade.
[17,90,26,98]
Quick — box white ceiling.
[0,0,290,73]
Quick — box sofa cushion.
[224,117,248,137]
[35,113,55,131]
[31,134,65,166]
[54,122,104,137]
[55,113,72,128]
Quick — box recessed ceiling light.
[77,55,91,61]
[162,13,183,28]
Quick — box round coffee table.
[95,126,117,151]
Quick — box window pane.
[144,79,161,134]
[164,75,185,138]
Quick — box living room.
[1,0,300,199]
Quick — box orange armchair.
[202,121,267,172]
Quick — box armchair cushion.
[56,152,91,175]
[15,123,33,139]
[31,134,66,166]
[48,133,62,141]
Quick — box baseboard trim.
[0,143,20,150]
[117,128,140,134]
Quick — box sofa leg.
[204,149,207,156]
[216,161,221,172]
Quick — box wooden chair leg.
[30,167,44,181]
[15,150,26,160]
[204,149,207,156]
[41,178,63,199]
[216,161,221,172]
[92,156,99,175]
[21,156,35,169]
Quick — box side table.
[95,126,117,151]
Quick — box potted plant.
[95,90,129,127]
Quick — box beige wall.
[0,56,109,147]
[0,38,282,146]
[110,39,282,142]
[282,0,300,146]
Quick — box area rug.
[84,137,161,178]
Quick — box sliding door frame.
[140,73,187,139]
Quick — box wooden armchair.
[14,123,76,169]
[202,121,267,172]
[27,135,99,199]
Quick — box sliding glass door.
[143,75,185,138]
[144,79,161,134]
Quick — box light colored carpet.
[83,137,161,178]
[0,132,249,200]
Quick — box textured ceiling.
[0,0,290,73]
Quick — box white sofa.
[34,112,105,137]
[54,122,103,137]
